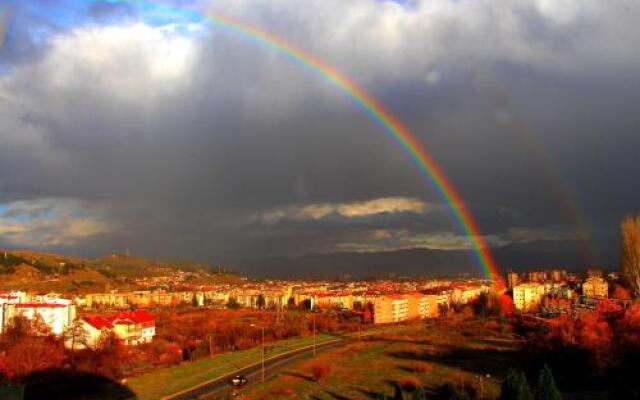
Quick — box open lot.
[239,317,519,399]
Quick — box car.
[229,375,247,387]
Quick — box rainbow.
[204,13,503,289]
[5,1,505,289]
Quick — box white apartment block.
[512,283,547,312]
[374,295,409,324]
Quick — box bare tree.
[621,214,640,297]
[63,319,90,351]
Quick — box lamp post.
[312,312,317,356]
[250,324,265,383]
[477,373,490,400]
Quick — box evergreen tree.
[499,369,533,400]
[412,387,427,400]
[436,382,467,400]
[393,383,405,400]
[256,294,266,310]
[535,364,561,400]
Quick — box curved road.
[165,338,348,400]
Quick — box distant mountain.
[236,239,605,279]
[0,249,241,293]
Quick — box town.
[0,264,628,350]
[2,245,639,400]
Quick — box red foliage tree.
[362,303,374,323]
[0,336,66,383]
[613,285,632,300]
[310,362,331,382]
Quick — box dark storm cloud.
[1,0,639,274]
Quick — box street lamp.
[250,324,265,383]
[312,313,317,356]
[477,374,491,400]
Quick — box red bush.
[310,362,331,382]
[400,376,421,390]
[413,362,432,373]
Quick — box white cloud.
[329,225,577,253]
[45,23,198,102]
[207,0,640,81]
[251,196,435,225]
[0,198,113,248]
[337,197,429,218]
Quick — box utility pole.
[250,324,265,383]
[478,374,490,400]
[208,334,213,357]
[312,313,317,356]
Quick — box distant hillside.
[235,239,599,279]
[0,249,242,293]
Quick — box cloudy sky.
[1,0,638,276]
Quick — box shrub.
[310,362,331,382]
[413,362,432,373]
[272,387,294,395]
[400,376,421,391]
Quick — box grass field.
[127,333,341,400]
[0,385,22,400]
[239,317,520,399]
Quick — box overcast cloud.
[1,0,639,275]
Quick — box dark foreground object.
[24,369,136,400]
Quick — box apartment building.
[374,295,408,324]
[582,276,608,298]
[512,283,546,312]
[407,293,439,319]
[0,302,76,335]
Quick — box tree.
[226,297,240,309]
[499,369,533,400]
[191,293,199,307]
[256,294,266,310]
[363,303,374,323]
[392,383,404,400]
[612,285,632,300]
[412,387,427,400]
[473,292,490,316]
[310,362,331,382]
[436,382,468,400]
[535,364,561,400]
[63,320,90,369]
[0,336,66,383]
[621,214,640,297]
[287,296,296,309]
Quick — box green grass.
[127,334,339,400]
[0,385,23,400]
[241,319,519,400]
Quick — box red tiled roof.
[13,303,67,308]
[85,310,155,329]
[84,316,113,330]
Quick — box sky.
[1,0,639,277]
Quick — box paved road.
[166,339,348,400]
